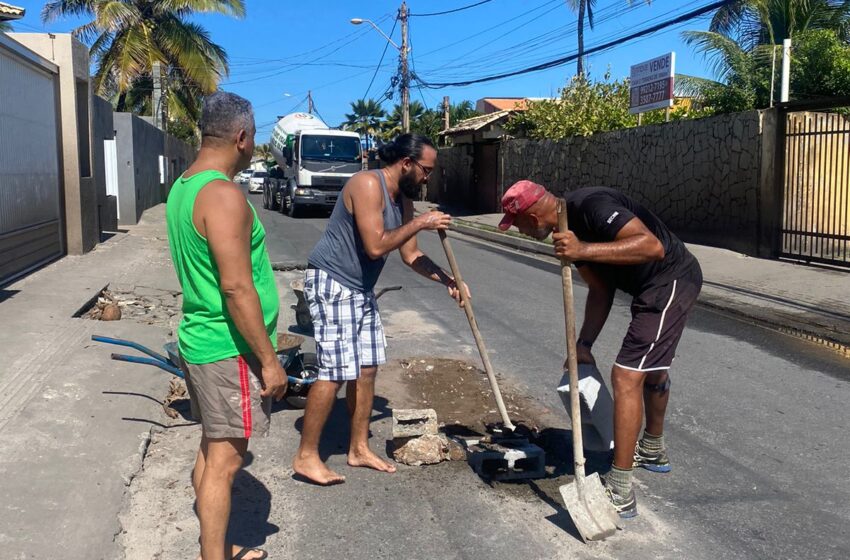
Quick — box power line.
[363,16,399,101]
[418,0,736,88]
[410,0,494,17]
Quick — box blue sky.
[9,0,715,140]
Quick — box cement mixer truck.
[265,113,363,217]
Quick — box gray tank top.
[308,170,403,292]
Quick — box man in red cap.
[499,180,702,519]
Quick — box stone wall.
[498,111,766,255]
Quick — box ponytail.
[377,133,435,164]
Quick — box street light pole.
[399,1,410,133]
[351,2,410,134]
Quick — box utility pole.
[400,1,410,133]
[152,60,162,130]
[443,96,450,132]
[307,90,314,114]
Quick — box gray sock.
[640,431,665,453]
[606,466,633,497]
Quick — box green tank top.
[166,170,279,364]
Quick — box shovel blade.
[559,472,621,542]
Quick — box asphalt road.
[250,192,850,559]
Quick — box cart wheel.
[285,352,318,409]
[296,311,313,331]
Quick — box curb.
[443,216,850,358]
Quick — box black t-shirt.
[566,187,697,296]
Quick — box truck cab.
[268,113,363,217]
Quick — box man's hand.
[414,210,451,231]
[260,359,288,401]
[564,346,596,370]
[553,230,586,261]
[446,278,470,308]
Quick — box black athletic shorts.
[615,263,702,373]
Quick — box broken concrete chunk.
[392,408,438,439]
[393,434,449,466]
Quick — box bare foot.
[292,454,346,485]
[348,447,397,473]
[196,543,267,560]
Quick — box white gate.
[103,138,120,220]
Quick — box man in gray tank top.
[293,134,467,485]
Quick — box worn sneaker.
[602,478,638,519]
[633,440,671,473]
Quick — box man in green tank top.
[166,92,285,560]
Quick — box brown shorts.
[182,354,271,439]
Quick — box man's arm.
[554,216,664,265]
[398,197,467,306]
[349,174,450,259]
[577,265,615,347]
[198,181,286,400]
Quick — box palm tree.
[41,0,244,127]
[565,0,593,77]
[381,101,426,140]
[681,0,850,109]
[254,143,274,168]
[708,0,850,49]
[566,1,651,77]
[449,100,479,126]
[343,99,387,150]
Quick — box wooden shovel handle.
[438,230,515,431]
[558,199,587,481]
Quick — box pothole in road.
[383,357,613,502]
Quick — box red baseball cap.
[498,180,547,230]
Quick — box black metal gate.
[779,98,850,267]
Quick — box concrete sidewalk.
[0,206,196,559]
[415,201,850,353]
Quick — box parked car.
[248,170,268,193]
[236,169,253,183]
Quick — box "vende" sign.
[629,52,675,114]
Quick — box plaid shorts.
[304,268,387,381]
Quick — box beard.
[530,225,554,241]
[398,170,422,199]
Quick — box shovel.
[555,199,620,542]
[438,230,515,432]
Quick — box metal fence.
[0,35,63,286]
[780,101,850,267]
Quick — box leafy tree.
[505,72,709,140]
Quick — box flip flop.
[232,548,268,560]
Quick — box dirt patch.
[387,357,547,435]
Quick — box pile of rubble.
[391,409,466,466]
[82,286,181,328]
